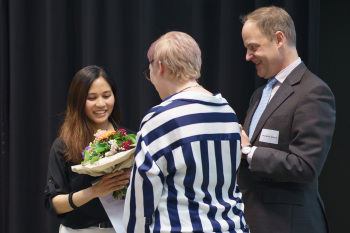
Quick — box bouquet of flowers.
[71,129,136,199]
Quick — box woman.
[124,31,249,232]
[44,65,132,232]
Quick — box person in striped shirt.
[124,31,249,233]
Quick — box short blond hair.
[241,6,296,46]
[147,31,201,82]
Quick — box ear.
[275,31,285,47]
[157,60,165,76]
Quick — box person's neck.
[160,80,200,100]
[280,46,299,71]
[175,82,201,94]
[171,79,200,95]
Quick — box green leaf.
[83,150,91,162]
[95,142,108,153]
[110,134,121,140]
[90,156,100,164]
[124,134,136,144]
[116,139,123,146]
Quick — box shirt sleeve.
[247,146,257,167]
[123,133,165,233]
[43,138,70,217]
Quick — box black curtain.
[318,0,350,231]
[1,0,348,233]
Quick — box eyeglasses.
[142,59,154,81]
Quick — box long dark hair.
[59,65,122,164]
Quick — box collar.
[275,57,302,84]
[163,91,228,106]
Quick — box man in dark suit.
[238,6,336,233]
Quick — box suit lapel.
[248,62,307,143]
[250,84,293,142]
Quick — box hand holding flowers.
[90,169,131,199]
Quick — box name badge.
[259,129,279,144]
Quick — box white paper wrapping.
[71,147,135,176]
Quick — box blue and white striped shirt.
[124,91,247,232]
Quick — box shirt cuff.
[247,146,257,166]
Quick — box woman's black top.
[43,127,135,229]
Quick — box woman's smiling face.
[85,77,115,130]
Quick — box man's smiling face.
[242,20,283,79]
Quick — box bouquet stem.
[113,184,128,200]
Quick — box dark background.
[0,0,348,232]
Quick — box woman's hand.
[52,168,132,214]
[91,168,132,198]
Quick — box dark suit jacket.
[238,62,336,233]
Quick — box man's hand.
[239,124,251,148]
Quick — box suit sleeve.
[250,81,336,183]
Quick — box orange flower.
[98,130,116,140]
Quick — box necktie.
[249,77,277,140]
